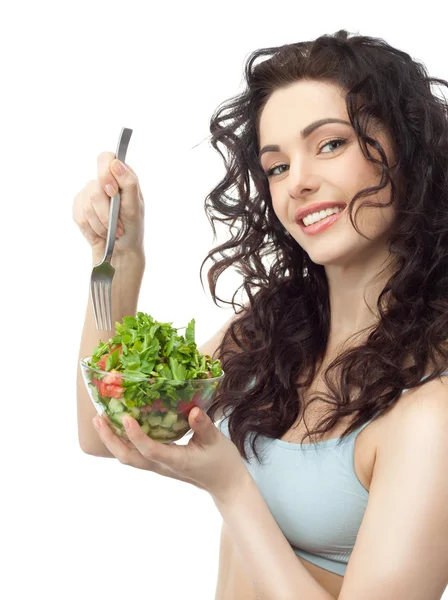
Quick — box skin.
[258,79,399,347]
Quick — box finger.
[97,152,142,217]
[94,416,184,479]
[87,181,125,237]
[97,151,140,198]
[73,195,108,246]
[96,150,137,179]
[122,416,184,468]
[99,415,136,450]
[94,416,151,469]
[97,151,119,197]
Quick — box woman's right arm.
[73,151,146,456]
[73,150,244,457]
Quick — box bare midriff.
[215,547,344,599]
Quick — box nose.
[287,158,321,199]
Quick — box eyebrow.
[258,118,351,159]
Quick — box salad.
[83,312,224,441]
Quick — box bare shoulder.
[394,371,448,416]
[378,371,448,450]
[340,374,448,600]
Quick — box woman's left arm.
[214,387,448,600]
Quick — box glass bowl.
[80,356,224,444]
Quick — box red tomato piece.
[103,369,123,386]
[98,381,109,397]
[104,384,123,399]
[97,380,123,399]
[177,393,201,416]
[97,345,123,371]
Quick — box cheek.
[271,194,288,222]
[352,201,395,239]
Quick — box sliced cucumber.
[129,406,140,419]
[150,427,178,440]
[109,411,126,426]
[161,410,178,428]
[147,414,163,427]
[109,398,124,414]
[140,422,150,435]
[172,416,188,432]
[108,404,139,423]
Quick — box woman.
[73,30,448,599]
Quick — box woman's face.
[257,79,397,269]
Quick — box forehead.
[258,80,348,145]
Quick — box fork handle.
[103,127,133,264]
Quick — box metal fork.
[90,127,133,330]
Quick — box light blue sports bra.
[217,371,448,576]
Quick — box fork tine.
[102,281,110,331]
[99,281,106,331]
[90,275,113,331]
[106,282,112,331]
[96,281,102,331]
[90,280,100,330]
[101,281,110,331]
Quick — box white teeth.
[302,206,344,227]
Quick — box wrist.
[212,466,253,509]
[92,247,146,270]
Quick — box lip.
[294,202,347,223]
[297,205,346,236]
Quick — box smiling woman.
[199,30,448,599]
[74,29,448,600]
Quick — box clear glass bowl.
[80,356,224,444]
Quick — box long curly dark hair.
[199,29,448,465]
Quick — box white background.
[2,1,447,599]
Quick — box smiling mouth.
[299,205,346,227]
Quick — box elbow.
[78,436,109,457]
[79,441,98,456]
[79,443,112,458]
[79,444,97,456]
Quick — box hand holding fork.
[72,128,146,330]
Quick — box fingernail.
[123,417,131,430]
[112,160,126,176]
[105,183,117,196]
[195,409,205,423]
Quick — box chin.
[302,242,360,268]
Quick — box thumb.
[189,408,217,442]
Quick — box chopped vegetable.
[83,312,223,442]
